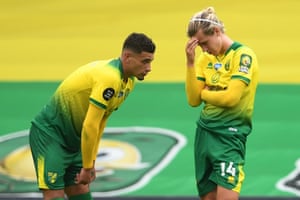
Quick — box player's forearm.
[81,119,106,169]
[201,89,235,107]
[81,124,99,169]
[81,104,107,169]
[201,80,246,107]
[185,67,204,107]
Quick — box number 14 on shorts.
[220,161,236,177]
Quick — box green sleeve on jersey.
[90,97,107,109]
[231,75,250,85]
[197,77,205,81]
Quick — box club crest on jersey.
[103,88,115,101]
[117,91,124,98]
[225,60,230,71]
[118,88,130,98]
[239,54,252,74]
[211,72,220,84]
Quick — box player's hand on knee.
[75,168,96,185]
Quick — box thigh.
[194,126,216,196]
[208,132,246,193]
[217,185,239,200]
[42,189,65,200]
[29,125,71,190]
[64,151,83,187]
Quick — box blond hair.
[187,7,225,37]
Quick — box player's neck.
[221,35,233,54]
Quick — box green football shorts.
[29,124,82,190]
[194,126,246,196]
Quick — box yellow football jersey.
[195,42,259,135]
[32,58,135,149]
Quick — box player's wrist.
[83,167,94,172]
[82,160,95,170]
[186,62,194,68]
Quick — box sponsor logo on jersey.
[214,63,222,70]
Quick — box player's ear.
[123,49,133,58]
[214,27,221,35]
[122,50,132,64]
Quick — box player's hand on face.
[75,168,96,185]
[185,38,199,67]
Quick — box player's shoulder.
[85,58,120,74]
[233,42,256,57]
[92,59,124,84]
[84,59,114,69]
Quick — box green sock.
[69,192,92,200]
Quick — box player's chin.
[136,74,146,81]
[137,77,145,81]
